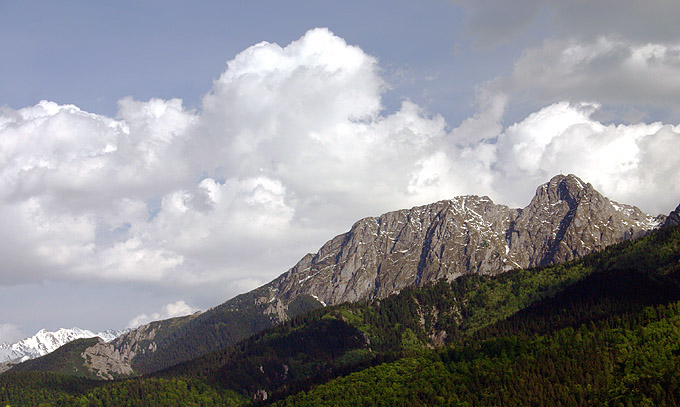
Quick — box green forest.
[2,225,679,406]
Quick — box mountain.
[151,224,680,403]
[7,337,134,380]
[109,313,200,372]
[11,174,669,377]
[0,328,123,365]
[105,174,666,374]
[266,174,662,306]
[271,225,680,406]
[2,224,679,406]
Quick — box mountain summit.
[15,174,668,376]
[264,174,662,307]
[105,174,666,374]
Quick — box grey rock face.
[262,174,663,308]
[508,175,663,268]
[269,196,518,305]
[111,312,199,368]
[81,338,134,380]
[665,204,680,227]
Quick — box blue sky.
[1,0,680,342]
[0,1,549,127]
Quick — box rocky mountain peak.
[259,174,662,310]
[106,174,671,376]
[537,173,592,207]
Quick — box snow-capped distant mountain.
[0,327,125,364]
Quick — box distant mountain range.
[4,174,678,380]
[0,327,123,366]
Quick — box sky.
[1,0,680,342]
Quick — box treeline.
[8,338,101,379]
[129,289,323,375]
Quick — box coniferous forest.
[2,225,679,406]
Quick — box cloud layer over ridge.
[1,27,679,304]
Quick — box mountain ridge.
[3,223,678,405]
[111,174,668,374]
[8,174,673,377]
[263,174,663,307]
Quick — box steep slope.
[124,289,322,374]
[109,174,666,374]
[110,312,200,368]
[8,337,133,380]
[0,327,123,365]
[159,225,680,403]
[275,303,680,407]
[4,315,202,380]
[506,174,661,266]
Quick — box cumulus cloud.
[0,99,196,284]
[490,102,680,211]
[0,323,24,344]
[0,27,679,306]
[457,0,680,48]
[0,28,452,291]
[127,300,199,329]
[491,38,680,114]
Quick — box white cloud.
[0,28,451,291]
[0,28,678,308]
[490,102,680,212]
[127,300,199,329]
[458,0,680,48]
[0,323,24,344]
[493,37,680,112]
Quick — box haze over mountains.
[6,174,675,379]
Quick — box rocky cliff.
[0,327,123,365]
[263,174,664,307]
[80,338,134,380]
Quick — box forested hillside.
[1,225,678,406]
[276,302,680,406]
[276,225,680,406]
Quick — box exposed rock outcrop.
[81,338,134,380]
[665,204,680,227]
[265,174,663,307]
[111,312,199,366]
